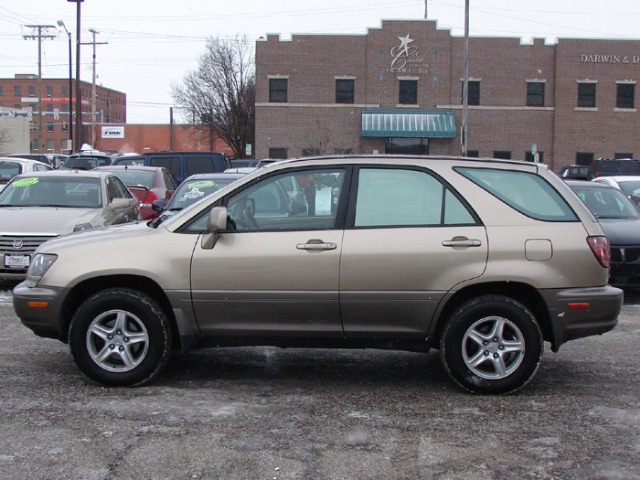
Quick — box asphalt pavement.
[1,288,639,480]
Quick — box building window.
[61,103,68,113]
[577,83,596,107]
[62,121,68,133]
[526,82,545,106]
[525,151,544,163]
[28,85,36,97]
[61,85,69,97]
[386,138,428,155]
[399,80,418,105]
[335,148,353,154]
[576,152,594,166]
[14,85,21,96]
[269,78,288,103]
[46,139,55,151]
[269,147,288,159]
[616,83,635,109]
[46,84,53,97]
[615,153,633,159]
[493,151,512,159]
[0,85,3,96]
[461,80,480,105]
[335,79,355,104]
[302,148,321,156]
[466,150,479,157]
[47,122,54,133]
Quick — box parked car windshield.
[103,170,156,188]
[571,184,640,220]
[0,176,102,208]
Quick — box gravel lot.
[1,288,639,480]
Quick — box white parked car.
[0,157,53,192]
[592,175,640,207]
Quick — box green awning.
[361,110,457,138]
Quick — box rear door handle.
[296,239,337,251]
[442,236,482,247]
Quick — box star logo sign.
[396,34,415,56]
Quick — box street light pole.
[68,0,84,152]
[57,20,73,152]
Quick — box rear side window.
[185,156,215,175]
[620,161,640,174]
[456,167,578,221]
[354,168,477,227]
[149,156,180,176]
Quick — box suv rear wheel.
[440,295,543,394]
[69,288,171,386]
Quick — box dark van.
[112,151,230,184]
[587,158,640,180]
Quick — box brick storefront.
[0,74,126,154]
[255,19,640,171]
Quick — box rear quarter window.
[456,167,578,221]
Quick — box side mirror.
[202,206,228,249]
[152,198,168,212]
[110,198,130,209]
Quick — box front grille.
[611,246,640,264]
[0,234,58,274]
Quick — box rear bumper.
[540,285,623,351]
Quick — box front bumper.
[540,285,623,351]
[13,281,67,341]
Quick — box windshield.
[572,185,640,219]
[0,176,102,208]
[167,178,238,211]
[106,170,156,188]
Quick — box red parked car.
[94,165,178,219]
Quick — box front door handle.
[442,236,482,247]
[296,239,337,251]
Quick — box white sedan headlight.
[25,253,58,287]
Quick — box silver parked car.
[13,156,622,394]
[0,170,141,280]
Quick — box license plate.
[4,254,30,268]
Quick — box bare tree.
[171,35,255,158]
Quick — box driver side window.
[226,168,345,231]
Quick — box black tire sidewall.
[69,288,171,387]
[441,295,543,394]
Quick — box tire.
[69,288,171,387]
[440,295,543,394]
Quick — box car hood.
[36,221,150,251]
[599,218,640,245]
[0,207,109,234]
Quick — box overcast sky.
[2,0,639,124]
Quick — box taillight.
[587,236,611,268]
[140,191,159,208]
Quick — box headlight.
[74,223,93,232]
[25,253,58,287]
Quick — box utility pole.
[23,25,56,153]
[461,0,470,156]
[82,29,107,147]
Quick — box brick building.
[255,19,640,171]
[0,74,126,154]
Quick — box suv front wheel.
[69,288,171,386]
[440,295,543,394]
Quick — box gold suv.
[13,156,623,394]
